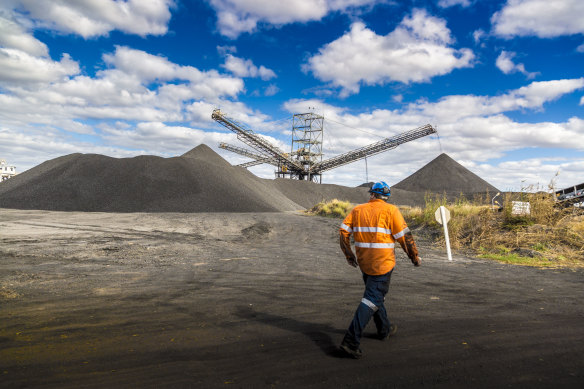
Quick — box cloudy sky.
[0,0,583,191]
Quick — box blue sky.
[0,0,583,191]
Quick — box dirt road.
[1,209,583,388]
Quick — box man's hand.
[411,256,421,267]
[346,256,358,268]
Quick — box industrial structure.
[0,159,16,181]
[212,109,437,183]
[555,182,584,206]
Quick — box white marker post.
[434,206,453,261]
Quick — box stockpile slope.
[270,178,369,208]
[0,145,303,213]
[392,153,499,205]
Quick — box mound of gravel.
[0,145,303,212]
[0,148,500,212]
[0,145,369,212]
[270,178,369,208]
[393,153,499,196]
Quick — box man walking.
[339,181,421,359]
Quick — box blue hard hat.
[369,181,391,196]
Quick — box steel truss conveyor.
[219,142,278,168]
[312,124,436,172]
[212,109,303,174]
[212,108,437,181]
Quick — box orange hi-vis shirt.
[340,199,410,275]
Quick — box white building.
[1,159,16,181]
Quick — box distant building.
[1,159,16,181]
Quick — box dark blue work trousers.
[343,270,393,348]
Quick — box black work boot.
[339,341,363,359]
[378,324,397,341]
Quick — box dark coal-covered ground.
[1,210,582,388]
[6,148,579,388]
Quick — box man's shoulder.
[353,202,370,211]
[382,201,399,210]
[370,199,397,209]
[373,201,402,216]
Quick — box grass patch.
[401,191,584,269]
[306,199,354,218]
[306,192,584,268]
[478,252,555,267]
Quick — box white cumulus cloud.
[0,45,247,134]
[0,49,79,84]
[0,14,49,56]
[408,78,584,122]
[208,0,379,38]
[492,0,584,38]
[438,0,472,8]
[11,0,174,38]
[495,51,538,79]
[304,9,474,96]
[221,55,276,80]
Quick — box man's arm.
[392,210,421,266]
[340,216,358,268]
[399,231,421,266]
[340,235,358,267]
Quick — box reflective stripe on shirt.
[353,226,392,235]
[355,242,395,249]
[393,227,410,239]
[340,223,352,233]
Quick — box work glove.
[404,232,420,267]
[346,256,358,268]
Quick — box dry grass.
[306,199,354,218]
[402,192,584,268]
[307,194,584,268]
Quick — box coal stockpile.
[271,178,369,208]
[0,148,500,212]
[0,145,368,213]
[0,145,303,212]
[391,153,500,205]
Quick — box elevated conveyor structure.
[219,142,279,168]
[313,124,437,172]
[212,109,304,178]
[212,109,437,182]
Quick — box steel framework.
[290,113,324,182]
[312,124,436,172]
[212,110,303,178]
[219,142,279,168]
[212,109,437,182]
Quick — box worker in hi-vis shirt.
[339,181,421,359]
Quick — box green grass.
[478,252,555,267]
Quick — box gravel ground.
[1,209,582,388]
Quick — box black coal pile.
[390,153,500,206]
[0,145,369,212]
[0,148,500,212]
[271,178,368,208]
